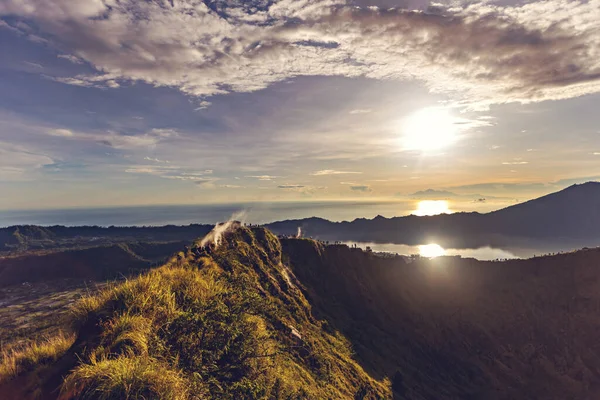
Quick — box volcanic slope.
[0,226,391,399]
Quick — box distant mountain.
[267,182,600,248]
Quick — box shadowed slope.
[281,239,600,399]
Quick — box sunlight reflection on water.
[343,241,519,261]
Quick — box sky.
[1,0,599,214]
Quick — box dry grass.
[1,227,391,399]
[60,355,188,400]
[0,331,75,383]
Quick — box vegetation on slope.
[1,227,390,399]
[281,239,600,400]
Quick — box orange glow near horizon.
[413,200,451,216]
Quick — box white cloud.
[349,109,372,114]
[0,142,53,181]
[48,128,74,137]
[125,165,216,185]
[247,175,279,181]
[44,126,174,149]
[57,54,84,64]
[143,156,170,163]
[311,169,362,176]
[2,0,599,107]
[23,61,43,69]
[194,100,212,111]
[502,161,529,165]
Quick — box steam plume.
[296,227,302,238]
[200,210,247,248]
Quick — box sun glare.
[419,244,446,258]
[414,200,451,216]
[401,107,458,151]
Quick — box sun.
[413,200,451,216]
[419,244,446,258]
[401,107,458,151]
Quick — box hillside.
[0,241,188,287]
[0,227,390,399]
[282,240,600,399]
[266,182,600,249]
[4,226,600,399]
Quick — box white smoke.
[296,227,302,238]
[200,210,247,248]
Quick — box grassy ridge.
[1,227,390,399]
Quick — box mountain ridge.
[0,227,391,399]
[266,182,600,249]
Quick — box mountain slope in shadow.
[282,239,600,399]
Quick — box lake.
[341,241,569,261]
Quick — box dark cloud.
[350,185,371,192]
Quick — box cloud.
[349,109,372,114]
[48,128,74,137]
[311,169,362,176]
[2,0,600,107]
[194,178,218,188]
[194,100,212,111]
[593,152,600,155]
[143,156,170,163]
[410,189,459,199]
[23,61,43,69]
[502,161,529,165]
[350,185,371,192]
[278,184,305,189]
[44,126,174,149]
[0,142,53,181]
[278,184,326,194]
[57,54,84,64]
[247,175,278,181]
[125,165,215,184]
